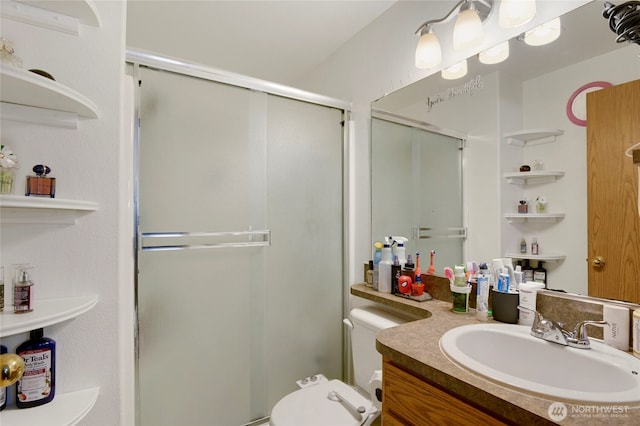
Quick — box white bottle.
[391,236,408,267]
[378,242,393,293]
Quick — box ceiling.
[126,0,398,86]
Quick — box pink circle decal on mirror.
[566,81,613,127]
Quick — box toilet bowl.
[269,307,411,426]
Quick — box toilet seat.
[270,379,376,426]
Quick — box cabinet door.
[382,360,506,426]
[587,79,640,304]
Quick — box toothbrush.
[444,267,454,286]
[427,250,436,275]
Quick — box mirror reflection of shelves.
[504,128,564,147]
[504,252,566,263]
[503,170,565,184]
[504,213,565,223]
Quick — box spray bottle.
[378,238,393,293]
[390,236,408,267]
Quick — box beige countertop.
[351,284,640,425]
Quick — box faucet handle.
[569,320,609,349]
[517,306,544,335]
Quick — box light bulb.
[499,0,536,28]
[524,17,561,46]
[441,60,468,80]
[415,28,442,69]
[479,41,509,65]
[453,7,484,50]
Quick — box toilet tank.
[348,307,411,391]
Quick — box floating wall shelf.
[505,128,564,147]
[0,195,99,224]
[504,213,565,223]
[505,252,566,262]
[0,295,98,337]
[0,386,100,426]
[1,65,99,118]
[2,0,100,34]
[504,170,565,184]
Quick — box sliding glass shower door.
[135,66,344,425]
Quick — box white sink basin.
[440,323,640,403]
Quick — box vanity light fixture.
[524,17,561,46]
[414,0,494,69]
[478,40,509,64]
[441,59,468,80]
[499,0,537,29]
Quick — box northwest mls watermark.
[548,402,631,422]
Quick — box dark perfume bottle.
[25,164,55,198]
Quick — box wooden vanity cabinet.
[382,359,508,426]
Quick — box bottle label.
[18,349,52,403]
[533,271,546,283]
[13,285,33,312]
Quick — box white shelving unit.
[505,128,564,147]
[1,2,102,424]
[503,129,566,264]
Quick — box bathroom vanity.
[351,284,640,425]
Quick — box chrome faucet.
[517,306,608,349]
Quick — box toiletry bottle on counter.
[372,242,382,291]
[16,328,56,408]
[378,241,393,293]
[522,260,534,282]
[391,256,401,294]
[534,261,547,287]
[365,261,374,287]
[391,236,408,267]
[476,266,490,321]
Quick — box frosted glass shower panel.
[136,66,345,426]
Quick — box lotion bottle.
[16,328,56,408]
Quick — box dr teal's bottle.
[16,328,56,408]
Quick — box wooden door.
[587,79,640,304]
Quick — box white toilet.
[270,306,411,426]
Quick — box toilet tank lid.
[349,307,410,331]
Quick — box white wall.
[0,2,132,424]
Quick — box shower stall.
[128,51,348,426]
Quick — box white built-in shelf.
[0,195,98,224]
[504,170,565,184]
[0,295,98,338]
[2,0,100,34]
[0,386,99,426]
[505,128,564,147]
[505,213,565,223]
[0,65,99,119]
[505,252,566,262]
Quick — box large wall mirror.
[371,0,638,297]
